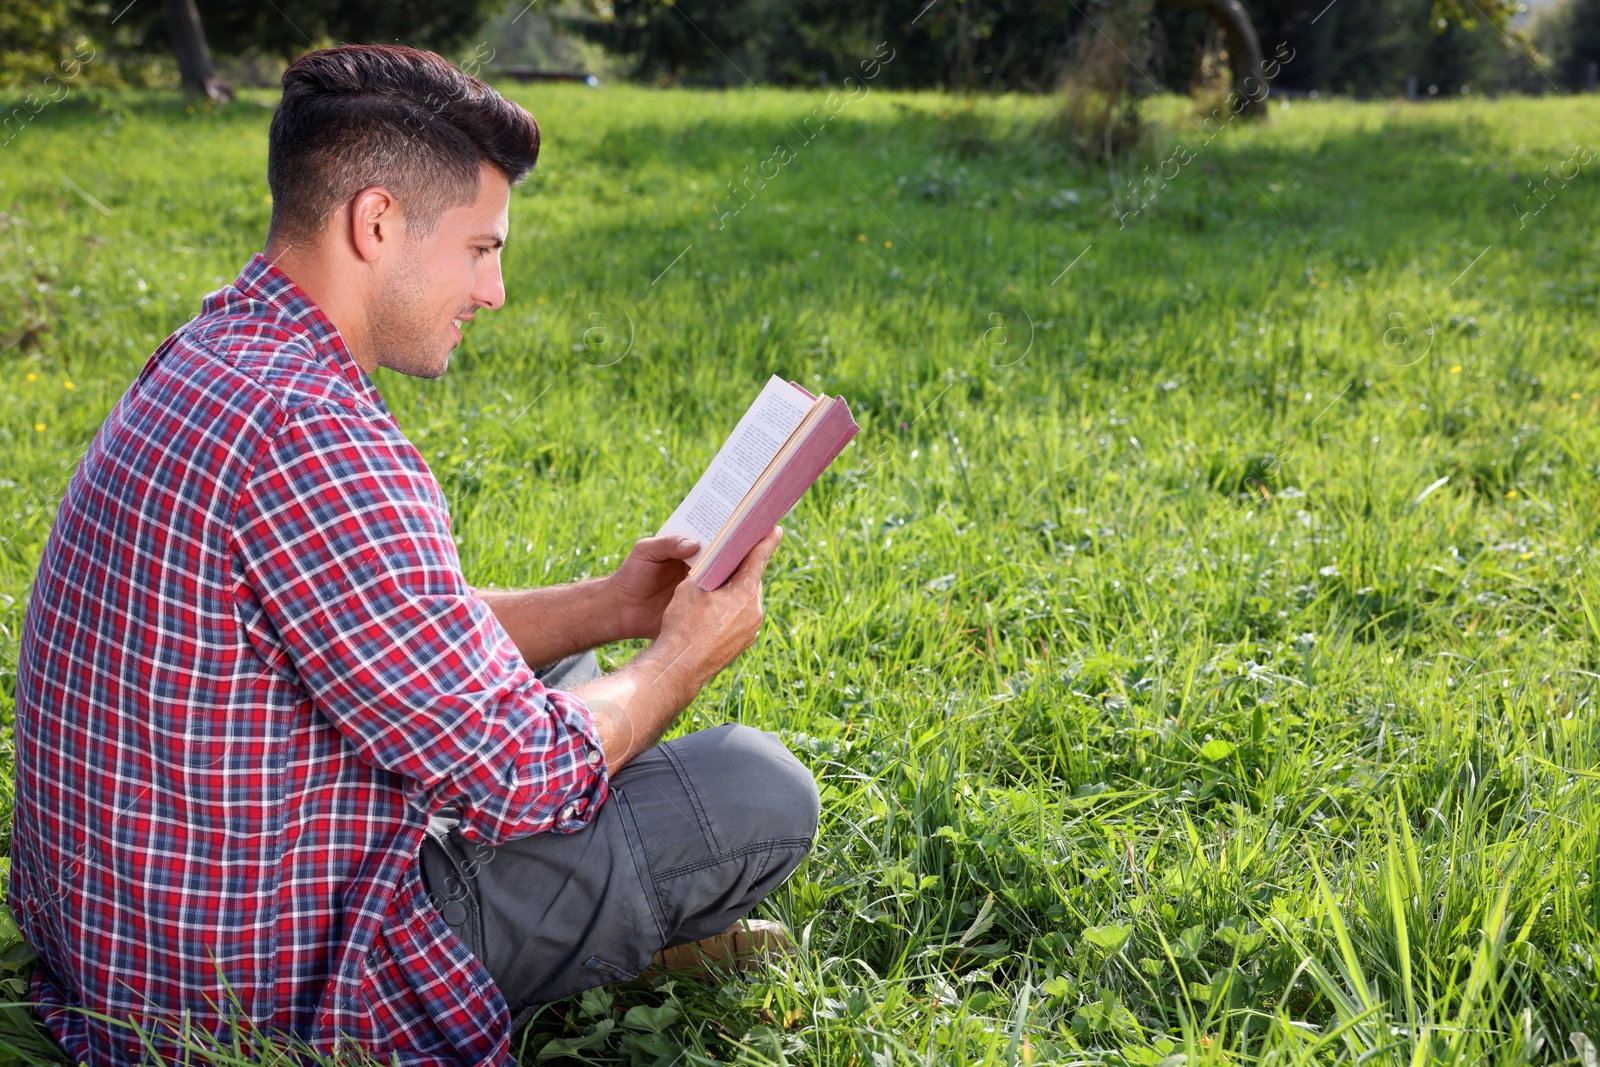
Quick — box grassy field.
[2,79,1600,1065]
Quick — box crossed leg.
[417,651,820,1029]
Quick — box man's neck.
[264,239,380,377]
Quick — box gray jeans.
[416,650,820,1032]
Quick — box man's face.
[370,161,510,379]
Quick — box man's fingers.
[634,534,700,561]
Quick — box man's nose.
[474,256,505,312]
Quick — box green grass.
[2,81,1600,1065]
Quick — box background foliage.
[1,0,1586,97]
[1535,0,1600,90]
[566,0,1533,95]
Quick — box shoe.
[642,918,794,978]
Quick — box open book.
[658,375,860,590]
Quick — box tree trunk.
[165,0,231,101]
[1160,0,1266,116]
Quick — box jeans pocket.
[582,954,643,983]
[613,791,670,943]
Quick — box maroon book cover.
[694,396,859,590]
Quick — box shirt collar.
[231,252,388,414]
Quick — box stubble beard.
[371,256,451,379]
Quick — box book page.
[694,399,830,565]
[657,375,817,560]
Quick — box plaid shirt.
[11,253,609,1066]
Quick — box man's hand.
[607,534,701,640]
[649,525,782,691]
[573,526,783,771]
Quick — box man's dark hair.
[267,44,539,246]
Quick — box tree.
[164,0,229,99]
[0,0,179,90]
[560,0,1517,97]
[1158,0,1264,114]
[2,0,503,92]
[117,0,504,66]
[1536,0,1600,90]
[1229,0,1517,96]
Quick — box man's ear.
[349,185,402,264]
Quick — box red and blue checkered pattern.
[12,253,608,1066]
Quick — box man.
[11,44,819,1067]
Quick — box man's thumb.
[733,526,783,583]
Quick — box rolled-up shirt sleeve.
[230,400,607,843]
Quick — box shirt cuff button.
[586,749,601,767]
